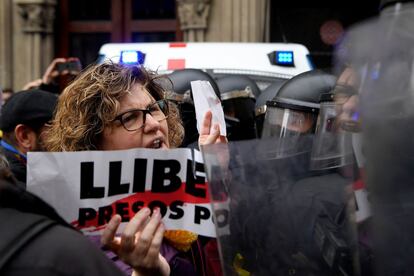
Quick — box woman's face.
[99,83,170,150]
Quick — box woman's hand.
[101,208,170,276]
[198,110,227,147]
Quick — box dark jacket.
[0,178,125,276]
[0,143,27,186]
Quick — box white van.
[98,42,314,90]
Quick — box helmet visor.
[311,101,354,170]
[261,107,317,158]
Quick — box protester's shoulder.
[3,210,124,276]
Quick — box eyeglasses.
[114,99,169,131]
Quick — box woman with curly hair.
[44,62,224,276]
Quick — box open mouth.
[150,139,162,149]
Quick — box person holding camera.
[22,58,82,94]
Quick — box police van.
[98,42,314,91]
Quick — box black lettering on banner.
[133,158,147,192]
[80,162,105,199]
[98,205,113,225]
[108,161,130,196]
[148,201,168,217]
[194,205,210,224]
[132,201,144,213]
[186,160,206,198]
[152,160,181,193]
[78,208,97,226]
[116,202,130,222]
[169,201,184,219]
[214,209,229,228]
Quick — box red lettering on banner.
[71,182,210,231]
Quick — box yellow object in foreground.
[233,253,251,276]
[164,230,198,252]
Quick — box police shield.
[335,4,414,275]
[202,138,358,276]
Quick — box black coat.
[0,145,27,186]
[0,179,125,276]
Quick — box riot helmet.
[216,75,259,141]
[167,69,220,147]
[262,70,336,158]
[255,79,286,137]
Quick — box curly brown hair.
[44,62,184,151]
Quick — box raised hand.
[198,110,227,147]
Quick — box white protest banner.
[27,148,216,237]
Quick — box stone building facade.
[0,0,269,91]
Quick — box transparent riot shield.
[202,137,358,276]
[334,5,414,275]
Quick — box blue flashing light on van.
[120,50,145,65]
[275,51,294,66]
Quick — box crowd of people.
[0,54,364,276]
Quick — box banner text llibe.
[77,158,212,227]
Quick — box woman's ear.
[14,124,38,153]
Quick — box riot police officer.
[255,79,287,137]
[216,75,260,141]
[204,70,356,275]
[262,69,336,160]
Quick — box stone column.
[12,0,56,90]
[177,0,211,42]
[205,0,270,42]
[0,0,13,90]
